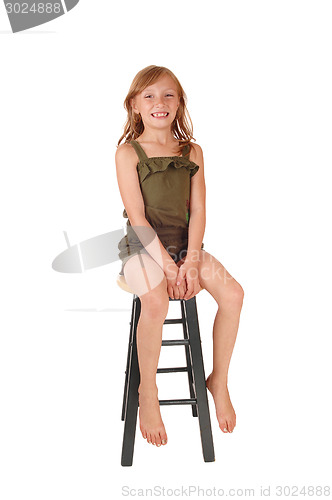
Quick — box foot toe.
[160,430,168,445]
[220,421,229,433]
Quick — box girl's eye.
[144,94,174,98]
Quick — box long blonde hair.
[117,65,196,156]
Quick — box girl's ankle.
[208,372,228,387]
[138,383,158,395]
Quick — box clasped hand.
[166,259,201,301]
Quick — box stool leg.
[121,296,141,466]
[182,296,215,463]
[181,300,198,417]
[121,295,136,421]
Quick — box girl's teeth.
[153,113,168,117]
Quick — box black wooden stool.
[117,273,215,466]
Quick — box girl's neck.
[137,130,177,147]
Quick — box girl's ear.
[130,97,138,114]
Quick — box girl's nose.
[155,96,165,106]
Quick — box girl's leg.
[123,253,170,447]
[192,250,244,433]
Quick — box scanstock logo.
[4,0,79,33]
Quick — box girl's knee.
[236,283,244,304]
[140,278,169,321]
[140,295,169,322]
[213,280,244,309]
[224,282,244,307]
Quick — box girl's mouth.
[151,112,169,118]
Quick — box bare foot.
[206,373,236,433]
[138,385,168,446]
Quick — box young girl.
[116,65,244,448]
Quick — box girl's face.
[131,74,180,131]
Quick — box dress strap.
[182,143,190,158]
[129,140,149,162]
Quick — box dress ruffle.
[136,157,199,184]
[122,157,199,219]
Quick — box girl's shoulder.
[115,142,140,173]
[115,141,137,161]
[188,142,203,163]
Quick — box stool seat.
[117,275,215,466]
[116,273,134,294]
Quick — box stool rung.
[157,366,188,374]
[158,398,197,406]
[162,339,190,346]
[164,318,183,325]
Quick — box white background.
[1,1,331,498]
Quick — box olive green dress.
[118,139,204,274]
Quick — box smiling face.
[131,74,180,131]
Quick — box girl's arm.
[115,144,178,277]
[186,143,207,261]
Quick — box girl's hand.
[174,260,188,299]
[165,262,187,300]
[174,276,187,300]
[176,259,201,300]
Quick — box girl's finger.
[184,287,193,300]
[190,286,200,299]
[179,285,186,300]
[186,285,200,301]
[176,267,185,286]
